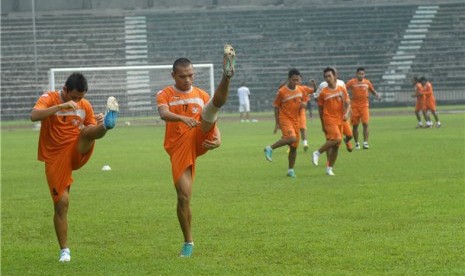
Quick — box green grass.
[2,108,464,275]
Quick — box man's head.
[323,67,337,87]
[172,58,194,91]
[287,68,302,89]
[62,72,88,103]
[356,67,365,81]
[419,76,427,84]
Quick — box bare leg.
[352,125,359,144]
[288,146,297,169]
[362,123,369,142]
[327,146,339,167]
[271,137,297,150]
[318,139,341,154]
[175,168,194,243]
[78,124,108,154]
[54,188,70,249]
[201,75,231,133]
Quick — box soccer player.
[264,69,308,178]
[30,72,119,262]
[237,82,251,122]
[156,44,235,257]
[315,77,353,152]
[412,76,427,128]
[419,77,441,128]
[346,67,380,149]
[312,67,351,176]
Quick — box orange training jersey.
[301,85,314,102]
[156,85,210,150]
[273,85,308,121]
[346,78,375,107]
[421,82,435,99]
[33,91,96,162]
[317,84,350,124]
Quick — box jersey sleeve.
[156,89,169,108]
[367,80,375,92]
[273,90,282,107]
[33,93,53,109]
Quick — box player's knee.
[201,100,218,123]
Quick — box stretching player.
[30,72,119,262]
[156,44,235,257]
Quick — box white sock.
[303,140,308,146]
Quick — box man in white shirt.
[237,83,251,122]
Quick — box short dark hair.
[65,72,88,93]
[419,76,427,82]
[356,67,365,72]
[173,58,193,72]
[288,68,301,79]
[323,66,337,76]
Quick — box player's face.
[172,64,194,91]
[356,70,365,81]
[62,87,85,103]
[288,75,301,89]
[324,71,337,88]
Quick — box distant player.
[156,44,235,257]
[264,69,308,178]
[312,67,351,176]
[346,67,380,149]
[419,77,441,128]
[237,82,251,122]
[30,72,119,262]
[412,76,427,128]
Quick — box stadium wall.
[1,1,464,120]
[2,0,463,13]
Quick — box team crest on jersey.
[72,119,80,126]
[191,106,200,114]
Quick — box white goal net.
[49,64,215,117]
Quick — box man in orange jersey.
[264,68,308,178]
[315,78,353,153]
[312,67,351,176]
[156,44,235,257]
[30,72,119,262]
[419,77,441,128]
[412,76,427,128]
[346,67,380,149]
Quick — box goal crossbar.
[48,63,215,95]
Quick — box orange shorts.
[45,140,94,203]
[424,95,436,111]
[299,108,307,129]
[167,124,217,184]
[415,97,426,112]
[324,122,343,144]
[342,120,352,137]
[351,106,369,125]
[279,117,300,148]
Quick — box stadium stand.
[1,2,464,120]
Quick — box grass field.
[1,107,464,275]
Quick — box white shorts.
[239,102,250,112]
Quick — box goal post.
[48,64,215,117]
